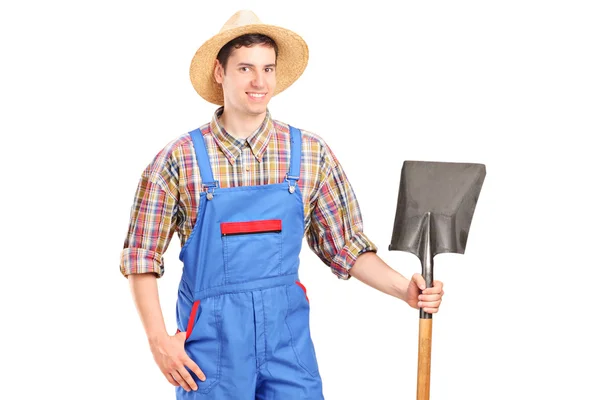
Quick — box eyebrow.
[236,63,277,68]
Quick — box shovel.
[388,160,486,400]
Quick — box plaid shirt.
[120,108,378,280]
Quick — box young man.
[120,10,444,399]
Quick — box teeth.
[248,93,265,98]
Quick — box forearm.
[348,251,410,302]
[128,273,169,345]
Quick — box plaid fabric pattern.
[120,108,377,280]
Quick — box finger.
[419,293,441,302]
[412,273,426,290]
[421,299,442,307]
[171,370,193,392]
[419,299,442,309]
[164,371,180,387]
[424,280,444,293]
[422,306,440,314]
[177,366,199,391]
[422,282,444,295]
[185,358,206,382]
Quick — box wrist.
[392,275,410,302]
[147,330,169,348]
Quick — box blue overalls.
[175,126,324,399]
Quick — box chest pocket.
[221,219,283,284]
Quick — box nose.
[252,71,265,88]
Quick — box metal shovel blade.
[389,160,486,261]
[388,160,486,400]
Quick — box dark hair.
[216,34,278,71]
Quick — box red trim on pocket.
[220,219,282,235]
[185,300,201,340]
[295,281,309,302]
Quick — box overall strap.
[287,125,302,183]
[189,128,218,189]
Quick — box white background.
[1,0,599,399]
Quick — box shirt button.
[245,166,250,171]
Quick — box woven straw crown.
[189,10,309,105]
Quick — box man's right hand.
[149,331,206,392]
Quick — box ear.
[214,59,224,84]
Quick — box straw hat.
[189,10,309,105]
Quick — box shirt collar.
[209,107,274,165]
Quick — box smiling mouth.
[247,92,267,98]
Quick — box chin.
[247,106,268,115]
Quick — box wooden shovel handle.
[417,318,432,400]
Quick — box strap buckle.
[285,174,299,194]
[202,180,219,200]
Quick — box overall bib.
[175,126,324,399]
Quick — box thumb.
[412,273,426,290]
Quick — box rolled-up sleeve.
[306,145,378,280]
[120,152,179,278]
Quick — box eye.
[265,67,274,73]
[240,67,250,72]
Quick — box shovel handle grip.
[417,318,432,400]
[419,264,433,319]
[419,211,434,319]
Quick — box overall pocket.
[183,297,222,394]
[221,219,283,284]
[285,282,320,377]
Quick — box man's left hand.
[406,273,444,313]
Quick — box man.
[120,10,444,399]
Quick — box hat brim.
[190,24,309,105]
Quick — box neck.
[219,109,266,139]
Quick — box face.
[214,44,276,118]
